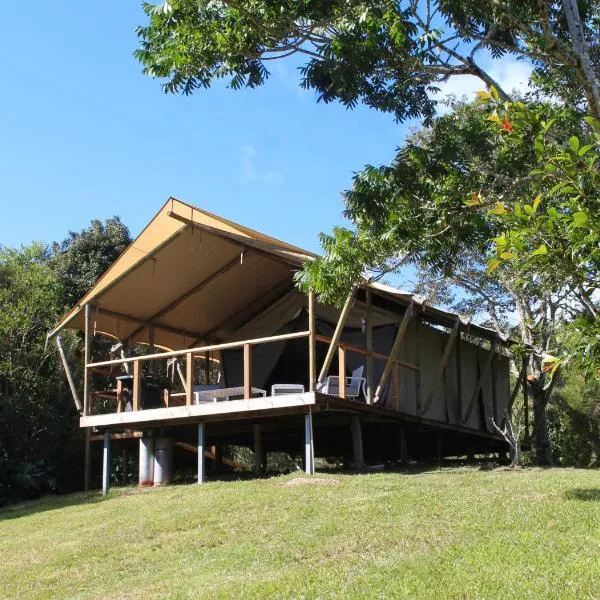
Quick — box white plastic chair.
[193,384,223,404]
[317,366,365,399]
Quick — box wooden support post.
[308,291,317,392]
[338,346,347,400]
[420,317,460,416]
[102,430,110,496]
[366,288,373,404]
[211,445,222,474]
[198,423,206,484]
[55,335,83,412]
[84,429,91,491]
[253,424,265,474]
[317,288,355,385]
[374,300,414,403]
[462,337,498,424]
[351,415,364,470]
[132,359,141,411]
[243,343,252,399]
[83,304,91,416]
[186,352,194,406]
[304,409,315,475]
[116,379,124,413]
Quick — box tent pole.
[317,287,356,385]
[198,423,206,484]
[102,430,110,496]
[55,334,82,412]
[304,409,315,475]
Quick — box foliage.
[51,217,131,308]
[3,469,600,598]
[135,0,600,120]
[0,245,81,505]
[0,219,132,505]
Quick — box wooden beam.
[420,317,461,416]
[88,330,311,369]
[366,288,373,404]
[55,335,83,412]
[392,364,399,411]
[90,431,143,442]
[132,360,141,411]
[102,431,110,496]
[186,352,194,406]
[317,287,356,384]
[243,344,252,400]
[127,253,247,342]
[374,300,414,403]
[462,337,499,425]
[84,429,91,491]
[308,291,317,392]
[93,306,204,342]
[83,304,91,415]
[116,379,124,413]
[338,345,347,400]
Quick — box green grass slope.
[1,468,600,599]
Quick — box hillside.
[2,468,600,599]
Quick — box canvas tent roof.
[50,197,507,349]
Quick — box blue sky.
[0,3,530,274]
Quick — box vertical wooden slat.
[338,345,347,399]
[317,287,355,384]
[186,352,193,406]
[308,291,317,392]
[83,304,91,416]
[243,344,252,399]
[132,360,141,411]
[375,300,414,402]
[366,288,373,404]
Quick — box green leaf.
[500,252,517,260]
[572,212,589,228]
[568,136,580,154]
[578,144,595,156]
[476,90,492,100]
[489,202,508,215]
[532,194,543,213]
[583,116,600,132]
[487,259,501,274]
[531,244,548,256]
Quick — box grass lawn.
[1,467,600,599]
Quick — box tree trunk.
[530,383,553,466]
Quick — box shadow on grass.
[0,491,110,522]
[564,488,600,502]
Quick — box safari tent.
[49,198,520,493]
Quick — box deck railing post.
[308,291,317,392]
[243,343,252,399]
[338,346,347,400]
[83,304,91,415]
[186,352,194,406]
[132,359,141,411]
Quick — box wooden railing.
[314,335,419,405]
[84,331,311,415]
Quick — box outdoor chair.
[271,383,305,396]
[193,384,224,404]
[317,366,366,399]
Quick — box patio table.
[194,386,267,403]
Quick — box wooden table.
[194,386,267,403]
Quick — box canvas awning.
[49,197,508,349]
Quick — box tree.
[51,217,131,308]
[135,0,600,120]
[135,1,600,464]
